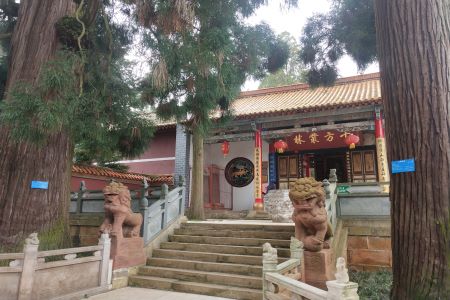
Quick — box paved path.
[88,287,233,300]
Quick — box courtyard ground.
[88,287,233,300]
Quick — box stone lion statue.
[99,181,143,238]
[289,177,332,252]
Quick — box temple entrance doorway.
[277,149,349,188]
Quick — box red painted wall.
[125,127,176,175]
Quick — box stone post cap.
[335,257,349,283]
[262,242,278,262]
[25,233,39,245]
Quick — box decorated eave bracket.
[204,120,375,144]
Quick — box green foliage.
[139,0,293,135]
[349,269,392,299]
[37,217,72,251]
[0,3,154,164]
[0,52,80,143]
[55,16,84,50]
[259,32,306,88]
[299,0,376,86]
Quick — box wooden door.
[351,150,377,182]
[278,155,298,189]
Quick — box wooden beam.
[205,120,375,144]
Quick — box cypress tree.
[0,1,154,249]
[299,0,450,296]
[137,0,294,219]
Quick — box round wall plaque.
[224,157,254,187]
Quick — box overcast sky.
[242,0,379,90]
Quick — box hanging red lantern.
[345,133,360,149]
[274,139,288,153]
[221,140,230,156]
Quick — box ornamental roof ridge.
[72,164,174,185]
[238,72,380,98]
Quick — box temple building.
[123,73,389,212]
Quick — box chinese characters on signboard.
[376,138,389,181]
[274,130,360,152]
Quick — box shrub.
[349,269,392,299]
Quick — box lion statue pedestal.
[99,181,146,270]
[289,177,335,289]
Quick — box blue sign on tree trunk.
[391,159,415,174]
[31,181,48,189]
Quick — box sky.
[242,0,379,90]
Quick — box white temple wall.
[204,139,270,211]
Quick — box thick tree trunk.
[374,1,450,298]
[0,1,75,249]
[189,127,205,220]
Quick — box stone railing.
[0,233,112,300]
[262,238,359,300]
[70,178,169,214]
[140,177,185,244]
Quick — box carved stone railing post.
[18,233,39,300]
[76,180,87,213]
[161,184,169,226]
[290,237,303,260]
[262,243,278,300]
[178,176,185,215]
[98,233,111,287]
[329,169,337,183]
[140,178,149,239]
[290,237,305,281]
[323,179,331,199]
[326,257,359,300]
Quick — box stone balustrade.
[262,237,359,300]
[0,233,112,300]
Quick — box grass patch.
[350,269,392,299]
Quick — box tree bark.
[0,1,76,248]
[189,127,205,220]
[374,0,450,298]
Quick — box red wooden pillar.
[375,109,390,185]
[253,127,263,211]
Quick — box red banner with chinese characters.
[269,130,361,152]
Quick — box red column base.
[253,198,264,211]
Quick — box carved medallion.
[224,157,254,187]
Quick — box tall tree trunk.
[374,1,450,298]
[189,127,205,220]
[0,1,76,249]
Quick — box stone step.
[160,242,291,257]
[182,222,294,232]
[147,257,263,277]
[152,249,288,265]
[129,275,262,300]
[137,266,262,289]
[169,234,291,248]
[174,228,294,240]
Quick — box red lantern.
[274,139,288,153]
[221,140,230,156]
[345,133,360,149]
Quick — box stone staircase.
[129,221,295,300]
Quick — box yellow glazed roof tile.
[232,73,381,119]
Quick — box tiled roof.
[231,73,381,119]
[72,164,174,185]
